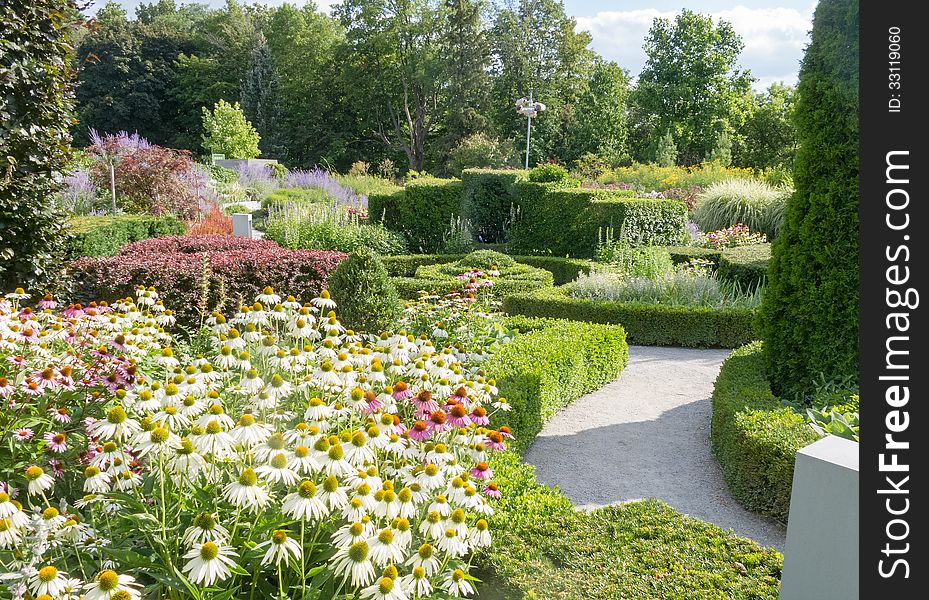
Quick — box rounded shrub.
[328,248,401,334]
[693,179,790,239]
[760,0,859,395]
[528,163,569,183]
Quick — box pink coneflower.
[360,391,382,416]
[497,426,514,439]
[48,407,72,424]
[22,378,43,396]
[448,387,470,404]
[0,377,12,398]
[427,410,448,434]
[469,406,489,426]
[446,404,471,428]
[43,432,68,453]
[412,391,438,419]
[61,304,84,318]
[408,421,431,442]
[17,328,39,343]
[386,414,406,436]
[14,428,34,441]
[6,355,26,367]
[47,459,64,477]
[33,368,57,392]
[38,294,57,310]
[391,381,413,401]
[482,483,501,499]
[483,431,506,452]
[57,366,75,390]
[469,462,493,481]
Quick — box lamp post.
[515,91,546,169]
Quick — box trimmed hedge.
[368,178,462,253]
[483,318,628,453]
[66,215,186,258]
[503,286,758,348]
[483,453,782,599]
[71,236,345,328]
[381,254,467,277]
[507,182,688,257]
[382,253,593,286]
[460,169,525,243]
[711,342,819,522]
[665,245,723,266]
[717,244,771,288]
[391,255,554,300]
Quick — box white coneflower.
[344,431,375,466]
[215,345,238,370]
[419,511,444,541]
[281,480,329,522]
[83,466,112,493]
[331,540,376,588]
[252,432,289,464]
[288,317,316,339]
[182,541,238,586]
[194,421,236,459]
[441,567,475,597]
[0,491,18,517]
[257,530,302,567]
[83,569,142,600]
[331,520,370,549]
[255,453,300,487]
[182,512,230,547]
[405,543,441,576]
[0,518,21,548]
[415,464,445,491]
[319,443,353,477]
[25,465,55,496]
[427,495,452,518]
[156,347,180,369]
[222,468,270,512]
[288,444,320,474]
[88,406,140,441]
[445,508,469,538]
[115,469,142,491]
[256,287,281,306]
[229,414,272,448]
[367,528,405,567]
[195,404,235,429]
[372,489,400,520]
[468,518,491,549]
[402,566,433,598]
[133,389,161,413]
[30,565,70,598]
[436,527,468,558]
[361,575,409,600]
[135,427,182,459]
[239,369,264,394]
[304,396,332,421]
[313,361,342,388]
[179,394,207,418]
[318,475,349,510]
[151,405,191,431]
[312,290,337,310]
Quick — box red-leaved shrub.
[186,204,233,236]
[71,237,346,328]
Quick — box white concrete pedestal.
[779,435,858,599]
[232,213,253,238]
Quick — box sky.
[89,0,816,90]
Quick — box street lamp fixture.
[515,91,546,169]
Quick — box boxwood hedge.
[503,287,758,348]
[382,253,594,286]
[717,244,771,289]
[66,215,186,259]
[368,178,462,253]
[460,168,525,243]
[711,342,819,522]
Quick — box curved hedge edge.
[479,451,783,599]
[503,287,758,348]
[382,254,595,286]
[717,244,771,289]
[482,318,628,454]
[710,342,819,523]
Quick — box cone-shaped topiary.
[760,0,858,395]
[328,248,400,334]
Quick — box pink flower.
[6,355,26,367]
[360,392,382,416]
[48,407,72,424]
[22,378,43,396]
[61,304,85,318]
[482,483,501,499]
[446,404,471,428]
[411,391,438,419]
[469,462,493,480]
[408,421,431,442]
[43,432,68,453]
[391,381,413,401]
[38,294,57,310]
[0,377,13,398]
[469,407,489,426]
[13,428,34,441]
[47,459,64,477]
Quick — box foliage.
[240,34,284,158]
[482,318,628,450]
[446,134,514,176]
[594,242,673,279]
[65,215,186,259]
[699,224,768,249]
[711,342,818,521]
[484,454,782,599]
[707,132,732,166]
[264,202,407,256]
[459,169,525,244]
[369,178,463,253]
[0,286,505,599]
[394,252,554,300]
[527,162,569,183]
[261,187,332,212]
[0,0,76,293]
[327,248,401,333]
[70,237,345,328]
[86,130,210,219]
[565,61,631,165]
[717,244,771,289]
[654,130,677,167]
[507,183,689,257]
[569,265,763,310]
[210,164,239,184]
[761,0,859,395]
[186,203,234,235]
[597,161,757,193]
[56,168,99,215]
[439,216,476,255]
[504,286,759,348]
[694,179,790,238]
[201,99,261,159]
[806,407,859,442]
[630,9,754,165]
[737,83,798,170]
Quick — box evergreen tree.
[707,129,732,166]
[240,34,284,158]
[760,0,859,394]
[655,130,677,167]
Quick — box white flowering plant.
[0,285,512,600]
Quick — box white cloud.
[576,4,815,90]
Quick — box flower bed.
[0,286,509,599]
[711,342,819,522]
[70,236,344,328]
[66,215,186,258]
[504,287,758,348]
[382,254,594,287]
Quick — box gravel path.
[523,345,787,550]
